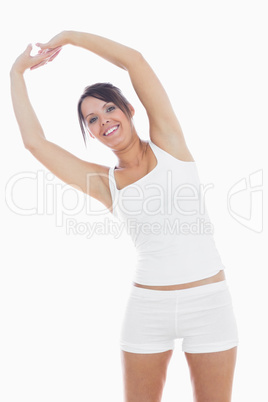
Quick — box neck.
[113,134,148,169]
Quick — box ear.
[128,104,135,118]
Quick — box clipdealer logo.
[5,169,212,225]
[5,168,264,234]
[64,217,214,239]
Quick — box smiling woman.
[77,82,133,143]
[10,30,238,402]
[80,95,136,154]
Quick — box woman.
[10,31,238,401]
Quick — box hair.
[77,82,132,145]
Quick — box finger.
[30,59,50,70]
[25,43,33,56]
[38,48,52,55]
[38,46,62,56]
[45,46,62,54]
[35,42,60,50]
[47,47,62,62]
[35,42,48,49]
[30,47,62,70]
[29,53,51,70]
[36,47,62,64]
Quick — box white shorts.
[120,280,238,354]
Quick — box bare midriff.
[133,270,226,291]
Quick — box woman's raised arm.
[37,31,192,160]
[10,44,113,211]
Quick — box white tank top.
[108,140,225,286]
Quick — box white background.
[1,0,267,400]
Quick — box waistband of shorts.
[130,280,229,300]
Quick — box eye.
[106,105,116,112]
[89,116,98,124]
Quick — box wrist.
[63,30,77,46]
[66,30,84,47]
[10,65,25,78]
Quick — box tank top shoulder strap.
[149,139,172,164]
[108,166,120,217]
[149,139,196,167]
[108,167,117,200]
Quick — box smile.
[103,125,119,136]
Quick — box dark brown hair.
[77,82,132,145]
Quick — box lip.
[103,124,119,137]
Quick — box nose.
[101,117,110,125]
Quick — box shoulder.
[150,132,195,162]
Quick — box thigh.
[121,350,173,402]
[180,281,239,354]
[120,286,176,354]
[185,347,237,402]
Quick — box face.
[81,96,134,147]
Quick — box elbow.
[134,50,145,64]
[133,50,144,63]
[132,49,143,60]
[24,137,45,153]
[24,142,35,152]
[124,49,144,71]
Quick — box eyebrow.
[85,102,110,119]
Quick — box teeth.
[104,125,118,136]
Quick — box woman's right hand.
[30,31,72,70]
[35,31,71,54]
[11,43,62,75]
